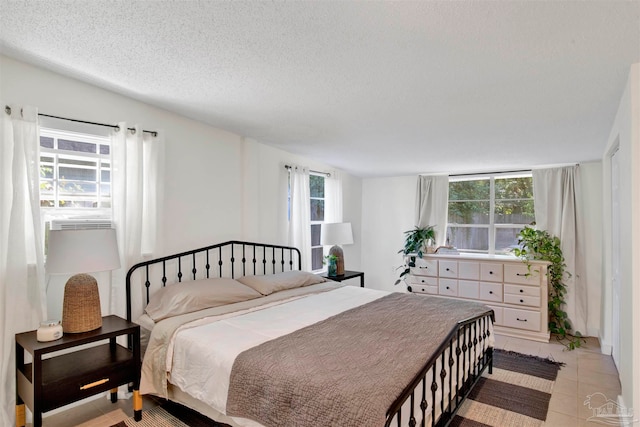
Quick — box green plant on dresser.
[395,225,435,286]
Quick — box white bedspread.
[168,286,387,415]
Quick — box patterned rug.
[111,401,224,427]
[451,349,563,426]
[112,349,562,427]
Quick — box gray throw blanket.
[226,293,492,427]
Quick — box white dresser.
[405,254,550,342]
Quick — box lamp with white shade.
[46,228,120,333]
[320,222,353,276]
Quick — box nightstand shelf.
[321,270,365,287]
[15,315,141,427]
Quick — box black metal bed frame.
[125,240,493,427]
[126,240,301,322]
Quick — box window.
[309,173,325,271]
[447,173,534,254]
[40,128,111,210]
[39,128,112,246]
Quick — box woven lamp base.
[62,273,102,333]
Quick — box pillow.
[237,270,328,295]
[145,277,262,321]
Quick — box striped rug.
[450,349,563,427]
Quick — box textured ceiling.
[1,1,639,177]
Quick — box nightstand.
[321,270,365,287]
[15,315,141,427]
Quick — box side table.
[15,315,141,427]
[321,270,365,287]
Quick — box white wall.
[1,55,362,319]
[361,175,416,292]
[600,63,640,416]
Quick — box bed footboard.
[385,312,494,427]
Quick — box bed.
[125,240,494,427]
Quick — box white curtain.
[415,175,450,246]
[111,124,164,321]
[324,169,343,223]
[533,165,586,333]
[288,165,312,271]
[0,105,47,426]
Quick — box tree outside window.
[310,174,325,271]
[447,174,534,254]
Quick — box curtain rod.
[449,169,531,178]
[39,112,158,137]
[4,106,157,137]
[284,164,331,177]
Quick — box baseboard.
[617,395,636,427]
[599,333,612,355]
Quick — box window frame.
[39,127,113,247]
[309,172,326,272]
[447,171,534,255]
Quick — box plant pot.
[327,258,337,276]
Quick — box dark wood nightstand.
[15,315,141,427]
[321,270,365,287]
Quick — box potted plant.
[395,225,435,286]
[513,225,585,350]
[324,254,338,277]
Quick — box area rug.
[450,349,563,427]
[112,349,562,427]
[111,401,226,427]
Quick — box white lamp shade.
[46,228,121,275]
[321,222,354,246]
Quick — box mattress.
[140,283,493,427]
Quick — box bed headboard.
[125,240,301,322]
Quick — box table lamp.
[46,228,120,333]
[321,222,354,276]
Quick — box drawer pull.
[446,268,450,271]
[520,289,524,293]
[421,279,425,283]
[520,299,524,303]
[80,378,109,390]
[516,273,526,276]
[516,318,527,322]
[420,266,428,269]
[446,286,450,290]
[489,271,493,275]
[489,291,493,294]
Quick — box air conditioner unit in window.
[50,219,113,231]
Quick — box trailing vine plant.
[513,226,585,350]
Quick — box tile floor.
[35,335,622,427]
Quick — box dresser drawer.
[504,264,540,285]
[411,258,438,277]
[458,262,479,280]
[504,293,541,307]
[480,263,503,282]
[439,279,457,296]
[486,305,503,326]
[409,284,438,295]
[504,283,539,297]
[406,275,438,287]
[503,308,541,332]
[479,282,503,302]
[458,280,479,299]
[439,261,458,278]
